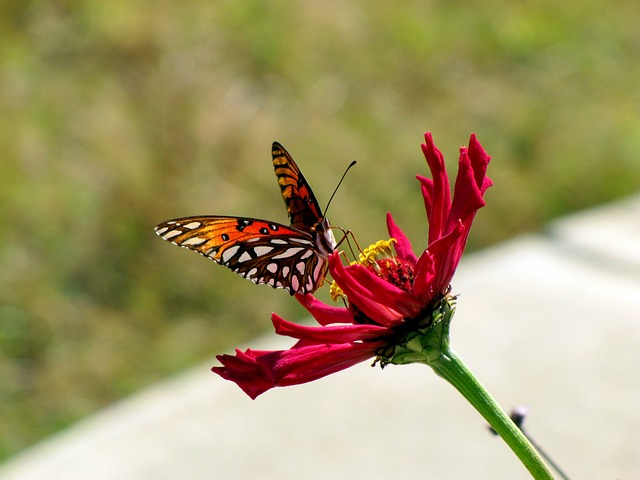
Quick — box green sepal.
[377,294,456,367]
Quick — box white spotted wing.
[154,215,335,295]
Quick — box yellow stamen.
[358,239,397,267]
[330,281,345,302]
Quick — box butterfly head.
[313,217,337,257]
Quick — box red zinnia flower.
[213,132,492,399]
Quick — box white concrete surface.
[1,196,639,479]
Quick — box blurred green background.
[1,0,639,461]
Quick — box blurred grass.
[1,0,639,461]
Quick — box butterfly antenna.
[324,160,357,217]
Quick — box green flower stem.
[429,348,555,479]
[386,296,554,477]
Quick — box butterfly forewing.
[272,142,324,231]
[154,216,328,294]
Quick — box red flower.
[213,133,492,399]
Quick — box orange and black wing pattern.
[272,142,324,231]
[154,216,329,294]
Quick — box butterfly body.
[155,143,336,295]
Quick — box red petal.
[468,133,493,194]
[329,254,413,326]
[417,175,434,235]
[212,349,276,400]
[420,132,451,244]
[330,269,401,326]
[295,293,355,326]
[344,263,422,318]
[448,145,488,233]
[272,312,388,342]
[260,342,379,387]
[213,341,380,399]
[386,212,418,264]
[428,219,467,290]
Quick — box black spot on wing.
[236,219,253,232]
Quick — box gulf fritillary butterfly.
[154,142,337,295]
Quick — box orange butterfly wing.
[155,216,329,294]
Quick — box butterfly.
[154,142,337,295]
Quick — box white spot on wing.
[266,263,278,273]
[289,238,313,247]
[246,268,258,278]
[313,259,325,282]
[181,236,207,246]
[253,246,273,257]
[163,229,183,240]
[272,247,304,259]
[221,245,240,263]
[183,221,202,230]
[300,249,313,260]
[156,227,168,235]
[281,266,289,277]
[290,275,299,292]
[270,239,288,245]
[238,251,252,263]
[296,262,306,274]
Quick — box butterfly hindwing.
[154,216,328,294]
